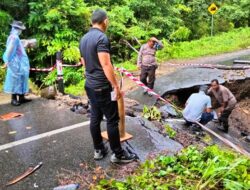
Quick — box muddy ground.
[225,79,250,136]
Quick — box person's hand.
[114,86,122,100]
[150,37,159,42]
[1,64,7,69]
[219,107,224,113]
[218,107,224,117]
[137,66,141,70]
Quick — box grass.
[65,79,85,96]
[157,27,250,61]
[115,60,137,71]
[93,145,250,190]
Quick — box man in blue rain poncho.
[2,21,31,106]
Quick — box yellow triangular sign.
[208,3,218,15]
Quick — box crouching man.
[183,85,214,132]
[208,79,237,133]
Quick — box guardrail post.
[56,51,64,94]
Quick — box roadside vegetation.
[93,145,250,190]
[0,0,250,94]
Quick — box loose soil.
[229,98,250,135]
[225,79,250,135]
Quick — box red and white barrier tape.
[114,67,176,107]
[167,62,250,70]
[30,65,56,72]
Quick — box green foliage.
[0,68,6,91]
[170,26,191,42]
[1,0,250,93]
[115,61,137,71]
[43,67,84,87]
[143,106,161,121]
[0,10,12,61]
[94,145,250,190]
[158,27,250,61]
[28,0,90,65]
[65,79,85,96]
[164,124,177,139]
[43,70,57,86]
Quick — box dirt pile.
[225,79,250,135]
[229,98,250,135]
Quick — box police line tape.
[167,62,250,70]
[29,63,82,72]
[30,65,56,72]
[30,62,179,110]
[114,67,182,111]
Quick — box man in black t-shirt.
[79,9,136,164]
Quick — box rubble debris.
[40,86,57,99]
[55,94,88,107]
[0,112,23,121]
[53,183,80,190]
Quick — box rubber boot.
[11,94,21,106]
[19,94,32,104]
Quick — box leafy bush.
[0,10,12,62]
[115,61,137,71]
[143,106,161,121]
[65,79,85,96]
[0,68,6,91]
[170,26,191,42]
[43,67,84,87]
[158,27,250,61]
[94,145,250,190]
[28,0,90,65]
[164,124,177,139]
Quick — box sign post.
[208,3,218,36]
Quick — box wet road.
[0,99,91,189]
[0,98,182,189]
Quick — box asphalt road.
[0,99,91,190]
[0,98,182,190]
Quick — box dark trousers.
[200,112,214,125]
[85,86,123,155]
[140,65,157,89]
[185,112,213,126]
[219,109,232,130]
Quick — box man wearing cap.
[208,79,237,132]
[183,85,214,131]
[137,37,163,96]
[79,9,136,164]
[2,21,31,106]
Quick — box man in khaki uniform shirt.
[137,37,163,96]
[208,79,237,132]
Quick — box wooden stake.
[102,74,133,142]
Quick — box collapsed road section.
[127,67,250,154]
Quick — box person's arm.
[98,52,121,100]
[137,45,143,69]
[151,37,164,49]
[207,87,212,95]
[220,90,229,112]
[80,57,85,66]
[2,35,18,68]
